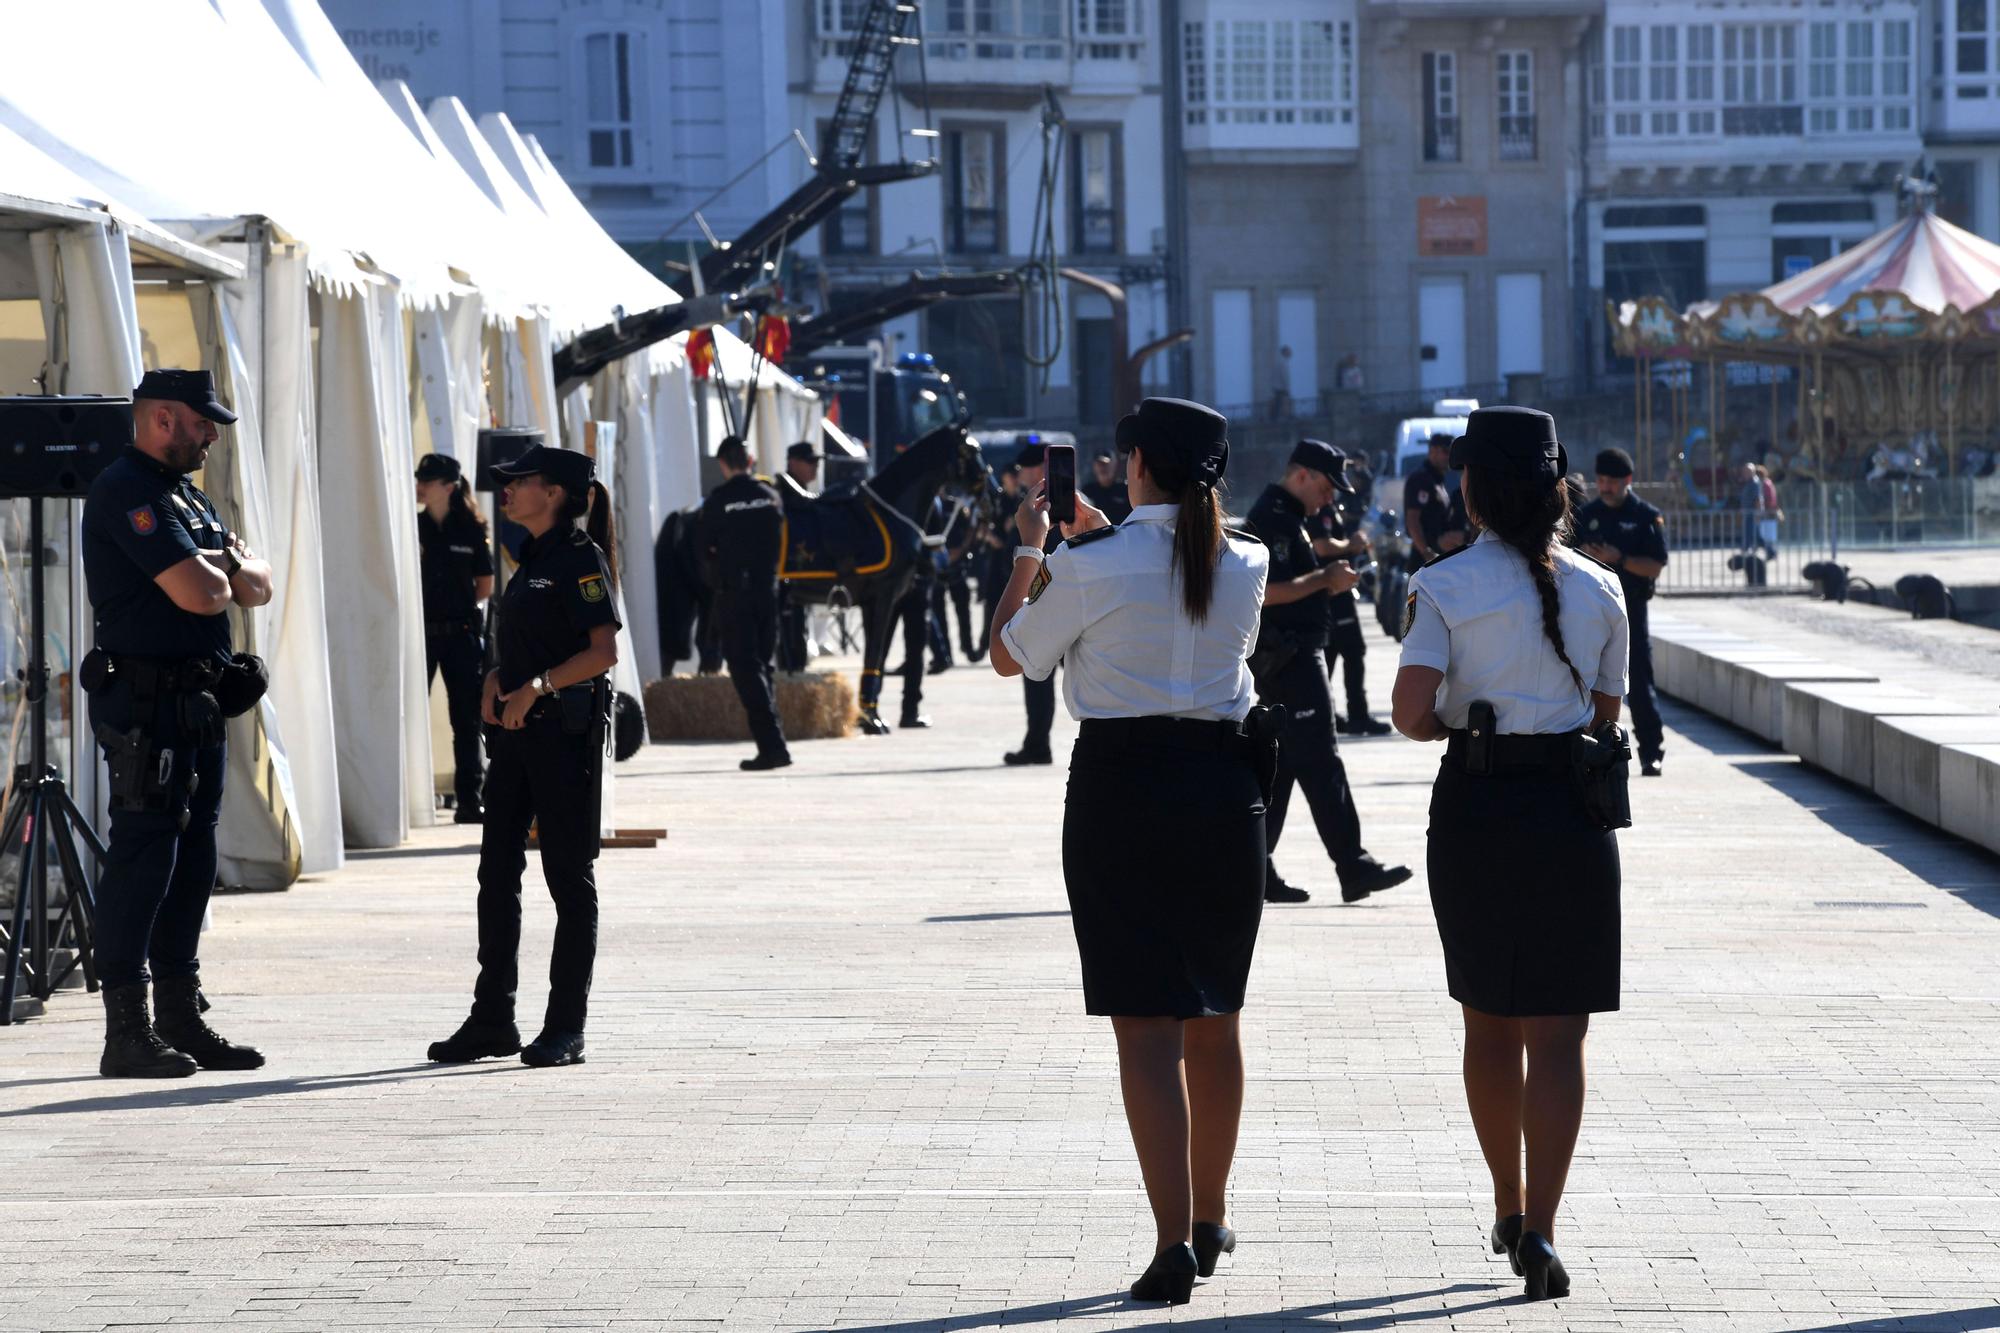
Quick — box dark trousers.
[897,581,929,712]
[944,571,975,655]
[427,628,486,810]
[777,590,809,674]
[1324,594,1369,721]
[88,680,227,990]
[1022,668,1057,759]
[1257,649,1364,871]
[925,579,952,666]
[1627,599,1664,764]
[473,710,603,1031]
[976,552,1010,653]
[720,585,788,758]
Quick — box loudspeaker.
[476,427,541,492]
[0,396,132,499]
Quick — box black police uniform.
[699,471,790,763]
[470,511,619,1048]
[936,499,978,660]
[1403,461,1454,570]
[1243,482,1369,879]
[975,487,1022,657]
[82,448,236,998]
[1311,501,1374,727]
[1575,492,1668,768]
[419,500,494,814]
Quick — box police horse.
[659,425,996,735]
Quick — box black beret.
[134,368,237,425]
[1114,396,1230,485]
[1289,438,1355,494]
[1595,447,1635,478]
[415,452,462,483]
[489,443,595,493]
[1448,406,1567,483]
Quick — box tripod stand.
[0,498,103,1024]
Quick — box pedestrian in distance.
[416,452,495,823]
[1403,434,1467,570]
[80,369,275,1078]
[991,397,1276,1307]
[700,435,791,770]
[1574,448,1668,776]
[1242,439,1411,905]
[1391,406,1632,1302]
[428,445,620,1070]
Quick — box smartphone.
[1046,444,1077,525]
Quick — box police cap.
[1595,447,1635,478]
[134,368,237,425]
[1289,437,1355,494]
[489,443,596,493]
[1114,396,1229,486]
[415,452,462,483]
[786,441,822,462]
[1015,441,1046,467]
[1448,406,1566,483]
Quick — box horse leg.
[857,591,892,736]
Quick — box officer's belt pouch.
[78,646,115,694]
[1244,704,1289,806]
[215,652,270,718]
[95,723,189,823]
[555,680,608,736]
[178,689,225,747]
[1569,722,1633,832]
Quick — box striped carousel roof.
[1762,210,2000,316]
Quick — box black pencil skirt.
[1062,721,1267,1019]
[1426,759,1622,1017]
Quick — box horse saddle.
[779,490,898,583]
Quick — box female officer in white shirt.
[1390,406,1630,1303]
[991,397,1272,1308]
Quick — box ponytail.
[1463,464,1586,700]
[1137,444,1222,623]
[558,479,620,589]
[448,476,488,534]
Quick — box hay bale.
[644,670,857,742]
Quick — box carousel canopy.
[1610,209,2000,363]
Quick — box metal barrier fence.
[1652,507,1829,594]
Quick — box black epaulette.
[1421,543,1474,569]
[1572,546,1619,573]
[1064,525,1121,549]
[1224,526,1263,546]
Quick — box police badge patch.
[1026,564,1052,604]
[578,573,607,603]
[128,505,157,535]
[1402,591,1417,637]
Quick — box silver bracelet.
[1013,546,1045,564]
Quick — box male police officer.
[81,369,275,1078]
[1403,434,1466,570]
[1308,445,1390,737]
[1245,440,1412,904]
[699,436,791,770]
[776,442,821,672]
[1003,443,1061,765]
[1575,447,1669,775]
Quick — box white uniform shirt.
[999,503,1270,722]
[1398,530,1629,734]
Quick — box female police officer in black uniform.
[416,453,494,823]
[991,398,1272,1307]
[1391,407,1630,1301]
[428,445,620,1070]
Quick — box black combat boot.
[153,976,266,1071]
[428,1014,523,1063]
[99,983,197,1079]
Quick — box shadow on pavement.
[806,1283,1509,1332]
[925,910,1071,923]
[1785,1308,2000,1332]
[0,1062,516,1117]
[346,844,482,860]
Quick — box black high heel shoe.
[1130,1243,1198,1304]
[1517,1231,1570,1301]
[1192,1221,1236,1278]
[1489,1212,1524,1277]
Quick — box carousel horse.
[658,425,996,736]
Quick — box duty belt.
[105,652,221,695]
[426,617,481,637]
[1079,715,1250,753]
[1444,728,1576,774]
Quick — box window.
[1808,21,1838,132]
[1883,20,1914,128]
[1226,21,1269,105]
[1497,50,1535,160]
[582,31,643,171]
[819,119,873,256]
[1960,0,1991,86]
[817,0,867,34]
[1076,0,1140,58]
[1610,25,1641,137]
[1845,21,1875,130]
[1422,51,1458,162]
[1182,20,1207,122]
[928,0,1064,60]
[1183,18,1354,129]
[945,127,1003,254]
[1603,217,1707,362]
[1771,201,1876,282]
[1648,27,1679,135]
[1722,23,1800,136]
[1687,25,1718,134]
[1071,128,1118,254]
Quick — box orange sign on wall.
[1418,195,1488,257]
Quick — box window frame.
[574,26,651,179]
[1496,48,1537,161]
[1068,124,1123,256]
[1422,50,1460,163]
[817,117,878,258]
[943,122,1008,258]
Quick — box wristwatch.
[534,674,554,697]
[222,547,242,577]
[1014,545,1046,564]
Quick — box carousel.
[1609,197,2000,493]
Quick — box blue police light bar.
[897,352,937,369]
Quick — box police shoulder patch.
[1026,564,1052,604]
[578,572,608,603]
[1402,591,1418,638]
[128,505,157,536]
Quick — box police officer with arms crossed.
[81,369,274,1078]
[429,445,620,1069]
[992,397,1273,1308]
[416,452,495,823]
[1391,407,1630,1302]
[1404,434,1467,569]
[1243,440,1411,905]
[1573,448,1668,776]
[700,435,791,770]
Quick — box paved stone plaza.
[3,619,1999,1331]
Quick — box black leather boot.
[99,983,197,1079]
[153,976,266,1071]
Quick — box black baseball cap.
[415,452,462,483]
[1015,440,1046,468]
[1595,447,1635,478]
[1448,407,1566,482]
[1289,438,1355,494]
[1114,397,1230,483]
[133,368,237,425]
[490,444,596,493]
[787,441,822,462]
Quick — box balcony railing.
[1722,104,1804,137]
[1424,116,1461,163]
[1499,113,1536,161]
[949,207,1001,255]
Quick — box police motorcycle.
[1365,506,1412,641]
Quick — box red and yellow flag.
[687,327,716,380]
[755,315,791,364]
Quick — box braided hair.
[1461,462,1586,700]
